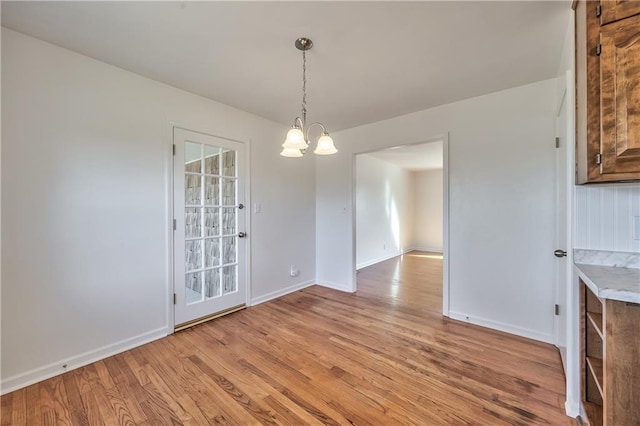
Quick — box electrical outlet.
[383,243,386,250]
[254,203,261,214]
[290,265,300,277]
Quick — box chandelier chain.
[302,50,307,125]
[281,37,336,157]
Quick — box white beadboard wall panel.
[633,188,640,243]
[575,184,640,253]
[587,189,601,249]
[575,186,588,249]
[614,190,630,252]
[600,189,615,250]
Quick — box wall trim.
[166,122,177,336]
[1,327,167,395]
[167,123,252,333]
[565,399,580,419]
[408,246,443,254]
[356,247,442,270]
[250,280,315,306]
[356,251,404,270]
[316,280,355,293]
[448,311,554,344]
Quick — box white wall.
[575,184,640,253]
[412,170,443,252]
[316,78,559,343]
[355,155,412,269]
[1,28,316,392]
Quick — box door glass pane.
[185,240,202,272]
[222,179,236,205]
[221,208,236,235]
[222,236,236,264]
[185,208,202,238]
[204,208,219,236]
[204,145,220,175]
[205,268,221,298]
[222,150,236,177]
[186,272,203,304]
[222,265,237,294]
[204,177,219,205]
[205,238,220,267]
[179,138,240,317]
[185,175,201,205]
[185,142,202,173]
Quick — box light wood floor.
[2,251,572,425]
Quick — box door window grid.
[184,143,238,305]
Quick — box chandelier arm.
[304,122,329,142]
[292,116,304,129]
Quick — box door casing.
[166,123,251,334]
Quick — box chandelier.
[280,37,337,157]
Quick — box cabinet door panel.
[600,14,640,175]
[600,0,640,26]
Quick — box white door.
[554,75,572,367]
[173,127,247,329]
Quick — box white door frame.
[165,122,251,334]
[559,69,579,417]
[351,133,450,316]
[554,75,572,363]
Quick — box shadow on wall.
[384,180,402,250]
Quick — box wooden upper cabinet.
[600,0,640,25]
[576,0,640,183]
[599,14,640,177]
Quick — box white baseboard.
[565,399,580,418]
[356,247,444,270]
[408,246,443,253]
[250,280,315,306]
[579,402,589,422]
[448,311,554,344]
[356,251,403,270]
[1,327,167,395]
[316,279,354,293]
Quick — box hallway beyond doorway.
[357,250,443,313]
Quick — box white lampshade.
[282,127,308,150]
[314,134,337,155]
[280,147,303,157]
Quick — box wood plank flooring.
[1,251,573,425]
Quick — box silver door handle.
[238,232,246,238]
[554,249,567,258]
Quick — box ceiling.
[1,1,571,131]
[366,141,443,171]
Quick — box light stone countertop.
[575,263,640,304]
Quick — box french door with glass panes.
[173,128,246,329]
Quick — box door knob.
[554,249,567,258]
[238,232,246,238]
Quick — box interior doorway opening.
[354,138,448,315]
